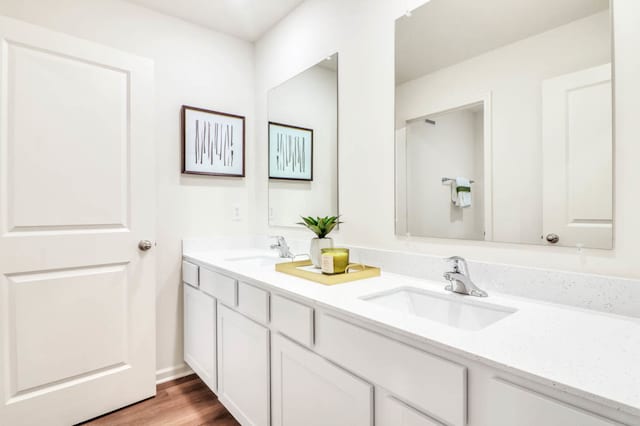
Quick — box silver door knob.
[138,240,153,251]
[545,233,559,244]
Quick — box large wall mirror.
[268,53,339,227]
[395,0,612,249]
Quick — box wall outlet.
[231,204,242,221]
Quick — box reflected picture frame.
[268,121,313,181]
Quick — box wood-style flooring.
[81,375,239,426]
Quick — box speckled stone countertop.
[183,245,640,418]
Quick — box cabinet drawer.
[200,268,237,306]
[237,281,269,324]
[271,294,314,347]
[315,313,466,426]
[488,379,621,426]
[182,260,199,288]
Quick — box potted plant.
[297,215,342,268]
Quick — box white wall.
[268,64,338,227]
[0,0,255,377]
[396,11,610,244]
[254,0,640,280]
[403,109,484,239]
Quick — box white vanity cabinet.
[183,257,638,426]
[271,333,373,426]
[217,304,270,426]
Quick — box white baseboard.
[155,363,193,384]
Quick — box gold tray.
[275,260,380,286]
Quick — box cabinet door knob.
[545,233,560,244]
[138,240,153,251]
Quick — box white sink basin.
[224,255,286,267]
[362,287,516,331]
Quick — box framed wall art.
[268,121,313,181]
[182,105,245,177]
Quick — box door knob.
[138,240,153,251]
[545,233,559,244]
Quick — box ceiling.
[396,0,609,84]
[126,0,305,41]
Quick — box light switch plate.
[231,204,242,221]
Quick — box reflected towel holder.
[442,177,475,184]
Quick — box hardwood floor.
[81,375,239,426]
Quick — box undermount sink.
[362,287,516,331]
[224,255,286,266]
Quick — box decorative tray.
[275,260,380,286]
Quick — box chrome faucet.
[270,236,294,259]
[443,256,487,297]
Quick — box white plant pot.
[309,237,333,268]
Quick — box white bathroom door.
[542,64,612,249]
[0,16,156,425]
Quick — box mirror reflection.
[395,0,612,248]
[268,54,339,227]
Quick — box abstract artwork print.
[182,106,245,177]
[268,122,313,181]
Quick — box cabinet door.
[376,392,443,426]
[272,333,373,426]
[487,379,621,426]
[217,304,270,426]
[183,284,216,392]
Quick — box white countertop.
[183,248,640,417]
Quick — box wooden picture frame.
[268,121,313,181]
[181,105,245,177]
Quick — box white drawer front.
[488,379,621,426]
[237,281,269,324]
[271,294,314,347]
[315,313,466,426]
[182,260,199,288]
[200,268,237,306]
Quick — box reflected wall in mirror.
[268,53,338,227]
[395,0,612,249]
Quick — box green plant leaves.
[309,225,323,236]
[325,222,336,235]
[300,216,317,227]
[297,215,342,238]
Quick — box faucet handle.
[269,235,285,244]
[443,256,469,275]
[444,255,464,266]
